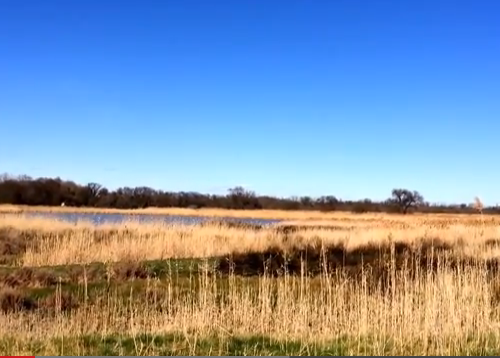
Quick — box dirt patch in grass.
[0,267,59,287]
[0,261,149,289]
[0,287,37,312]
[0,258,210,289]
[0,286,80,313]
[0,228,35,265]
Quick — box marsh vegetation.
[1,213,500,355]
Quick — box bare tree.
[228,186,255,197]
[87,183,103,198]
[0,173,10,183]
[83,182,104,206]
[390,188,424,214]
[227,186,260,209]
[17,174,33,181]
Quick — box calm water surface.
[22,211,281,226]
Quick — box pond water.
[21,211,281,226]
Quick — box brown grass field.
[1,211,500,355]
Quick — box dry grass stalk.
[0,214,500,354]
[0,263,500,355]
[0,215,497,267]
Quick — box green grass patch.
[0,257,220,289]
[1,333,500,356]
[2,272,269,313]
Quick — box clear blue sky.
[1,0,499,205]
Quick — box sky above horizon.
[1,0,499,205]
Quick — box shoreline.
[0,203,494,222]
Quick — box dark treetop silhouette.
[0,174,496,215]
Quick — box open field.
[2,214,500,355]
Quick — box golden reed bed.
[2,213,500,354]
[2,266,499,354]
[1,214,499,267]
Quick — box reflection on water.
[22,211,281,226]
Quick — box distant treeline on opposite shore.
[0,173,497,215]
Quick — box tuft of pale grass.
[20,223,282,266]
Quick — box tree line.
[0,173,497,215]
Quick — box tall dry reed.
[2,214,500,354]
[1,259,500,355]
[1,215,496,267]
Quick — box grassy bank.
[3,333,500,355]
[1,215,500,355]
